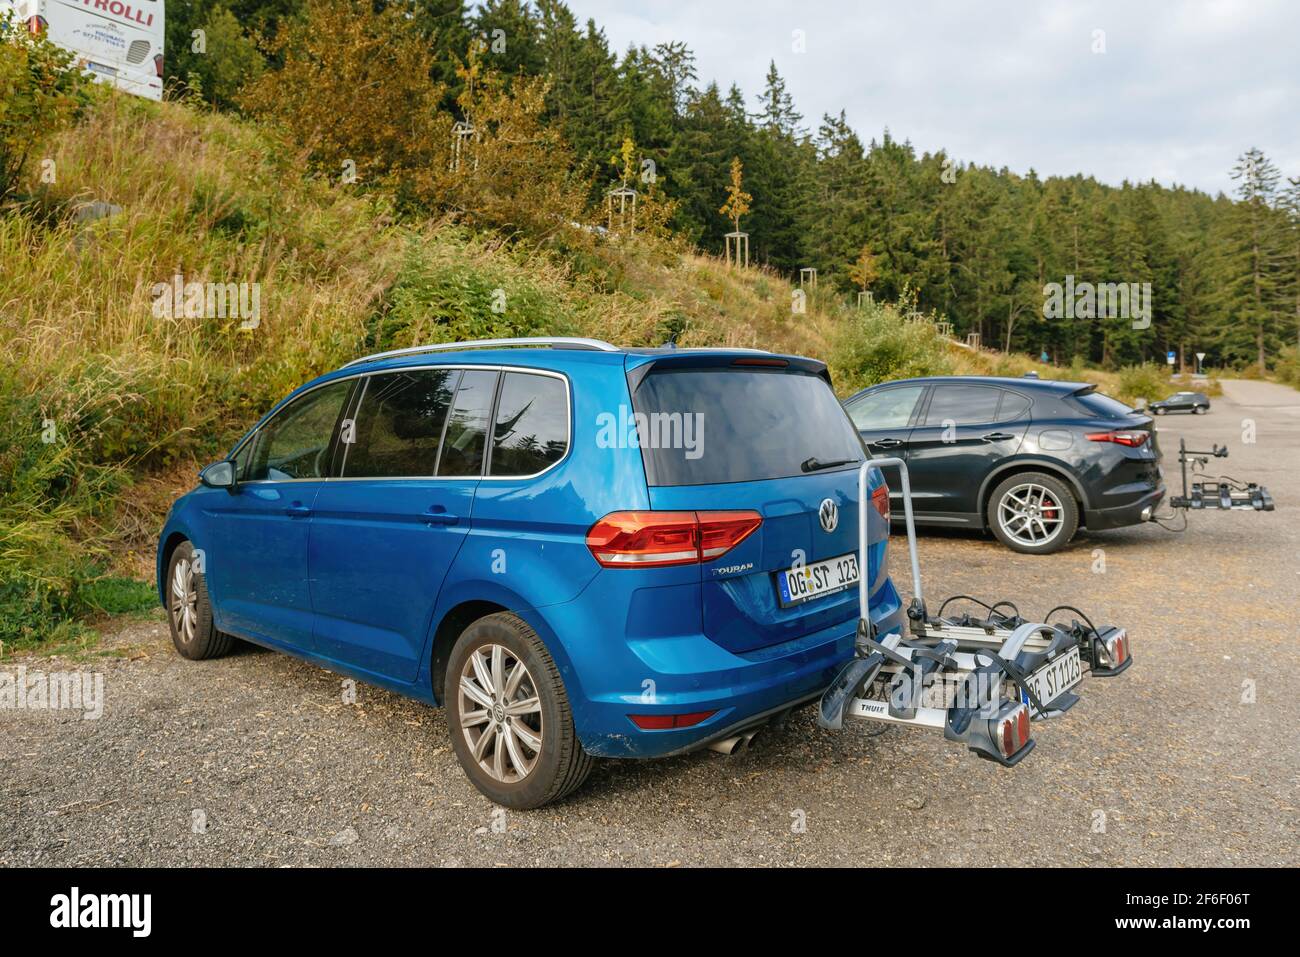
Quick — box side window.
[845,386,925,430]
[437,370,498,477]
[996,391,1032,423]
[241,379,351,481]
[489,372,570,476]
[924,385,1001,426]
[340,369,459,478]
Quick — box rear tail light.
[586,511,762,568]
[1086,430,1149,448]
[871,483,890,522]
[628,710,717,730]
[997,702,1032,758]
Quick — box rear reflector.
[997,702,1032,758]
[871,483,890,522]
[587,511,762,568]
[1086,430,1149,448]
[628,710,717,730]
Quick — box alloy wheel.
[997,483,1064,547]
[170,558,198,644]
[458,644,544,783]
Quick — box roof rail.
[342,337,621,369]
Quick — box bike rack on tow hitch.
[818,457,1133,767]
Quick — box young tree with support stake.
[720,156,751,267]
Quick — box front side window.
[846,385,925,431]
[240,379,351,481]
[489,372,569,476]
[341,369,458,478]
[437,370,498,477]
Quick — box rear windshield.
[632,367,864,486]
[1070,389,1134,419]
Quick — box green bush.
[1275,347,1300,389]
[830,303,956,395]
[1114,362,1171,406]
[0,14,87,200]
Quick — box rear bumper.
[559,577,906,758]
[1084,484,1165,530]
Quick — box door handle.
[423,507,460,527]
[284,503,312,518]
[870,437,904,449]
[981,432,1015,442]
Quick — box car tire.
[1154,407,1166,415]
[987,472,1079,555]
[166,540,235,660]
[1194,405,1207,414]
[445,612,593,809]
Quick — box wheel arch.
[978,459,1089,529]
[428,599,511,707]
[424,585,582,708]
[157,531,191,603]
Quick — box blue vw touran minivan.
[158,338,904,807]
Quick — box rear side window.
[924,385,1001,426]
[240,379,351,481]
[489,372,569,476]
[341,369,458,478]
[437,370,498,477]
[1071,389,1134,419]
[845,385,925,430]
[996,391,1032,422]
[633,367,864,486]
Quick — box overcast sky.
[562,0,1298,197]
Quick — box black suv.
[843,376,1165,553]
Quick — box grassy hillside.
[0,94,1184,646]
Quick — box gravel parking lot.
[3,381,1297,867]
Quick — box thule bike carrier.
[1168,438,1274,512]
[818,458,1133,766]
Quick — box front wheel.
[445,612,593,809]
[166,540,235,660]
[987,472,1079,554]
[1194,405,1208,414]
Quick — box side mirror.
[199,460,237,490]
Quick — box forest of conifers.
[165,0,1300,372]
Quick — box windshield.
[632,367,864,486]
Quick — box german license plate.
[1022,646,1082,713]
[776,553,859,607]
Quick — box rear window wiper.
[801,456,859,473]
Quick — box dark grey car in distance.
[843,376,1165,553]
[1149,391,1210,415]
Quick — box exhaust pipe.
[708,729,760,756]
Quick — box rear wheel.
[166,541,235,660]
[445,612,592,809]
[987,472,1078,554]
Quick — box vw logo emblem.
[818,498,839,533]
